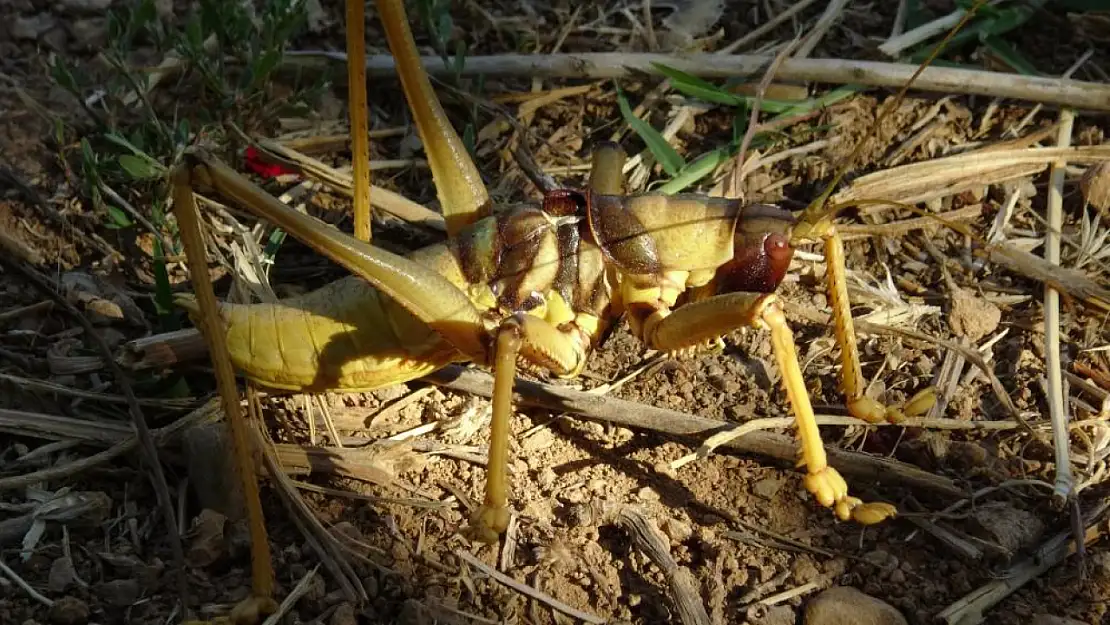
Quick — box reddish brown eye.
[764,233,793,287]
[764,233,790,258]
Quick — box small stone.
[186,509,228,568]
[1081,161,1110,212]
[67,18,108,49]
[1030,616,1088,625]
[96,578,140,607]
[948,286,1000,342]
[330,603,358,625]
[521,427,555,452]
[637,486,660,502]
[968,501,1044,555]
[11,14,57,40]
[755,605,796,625]
[48,557,76,593]
[330,521,369,557]
[753,476,783,500]
[792,558,821,584]
[48,597,89,625]
[661,517,692,543]
[804,586,907,625]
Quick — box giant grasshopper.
[169,0,998,621]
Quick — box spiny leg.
[374,0,490,237]
[634,291,896,524]
[346,0,372,242]
[822,228,935,424]
[173,166,278,624]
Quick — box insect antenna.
[797,0,991,231]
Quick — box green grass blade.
[616,86,685,177]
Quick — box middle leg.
[634,290,897,525]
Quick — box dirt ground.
[2,1,1110,625]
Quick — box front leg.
[467,313,592,543]
[630,288,897,525]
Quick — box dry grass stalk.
[0,253,191,617]
[286,52,1110,111]
[455,550,606,624]
[935,500,1109,625]
[1045,111,1077,502]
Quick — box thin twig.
[878,5,976,57]
[0,559,54,607]
[719,0,822,53]
[286,52,1110,111]
[574,502,711,625]
[424,366,966,498]
[260,565,321,625]
[793,0,850,59]
[455,550,606,625]
[935,501,1108,625]
[0,254,191,619]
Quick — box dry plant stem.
[424,366,965,498]
[253,139,446,231]
[577,502,710,625]
[261,565,320,625]
[936,501,1108,625]
[0,253,190,618]
[878,5,972,57]
[719,0,821,53]
[1045,110,1076,501]
[255,419,370,600]
[0,559,53,607]
[455,550,606,625]
[345,0,372,243]
[172,167,274,604]
[293,53,1110,111]
[794,0,850,58]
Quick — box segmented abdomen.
[199,275,466,392]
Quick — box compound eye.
[764,233,790,258]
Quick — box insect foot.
[466,502,510,545]
[804,465,897,525]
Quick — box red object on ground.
[244,146,298,179]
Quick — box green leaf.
[118,154,164,180]
[616,87,684,177]
[50,57,78,94]
[105,205,134,229]
[656,148,731,194]
[981,34,1041,76]
[652,63,743,106]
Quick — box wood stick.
[574,501,711,625]
[423,366,966,499]
[283,51,1110,112]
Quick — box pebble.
[754,605,795,625]
[48,557,76,593]
[48,597,89,625]
[330,603,358,625]
[96,578,140,607]
[804,586,907,625]
[11,14,56,40]
[1031,617,1088,625]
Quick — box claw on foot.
[804,466,897,525]
[466,503,509,544]
[849,386,938,425]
